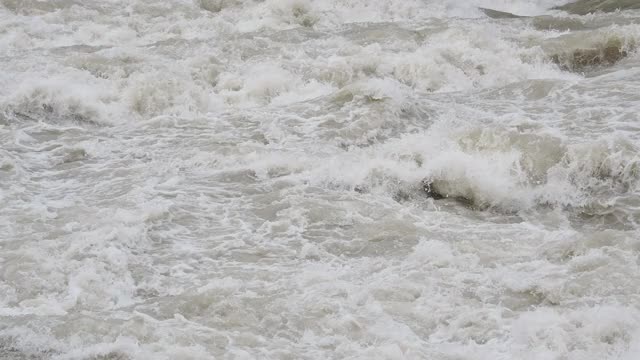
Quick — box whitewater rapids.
[1,0,640,359]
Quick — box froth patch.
[217,64,293,103]
[4,76,113,125]
[545,136,640,207]
[267,0,318,28]
[313,123,640,215]
[366,26,556,93]
[422,155,534,211]
[425,131,640,212]
[216,63,331,106]
[0,0,80,14]
[126,71,218,117]
[232,0,319,31]
[512,306,640,357]
[197,0,240,13]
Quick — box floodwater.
[1,0,640,359]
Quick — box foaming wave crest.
[309,124,639,216]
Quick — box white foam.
[2,0,640,359]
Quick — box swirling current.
[1,0,640,359]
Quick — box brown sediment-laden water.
[1,0,640,359]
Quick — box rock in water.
[532,16,588,31]
[422,180,445,200]
[550,38,630,71]
[422,179,482,209]
[554,0,640,15]
[479,8,526,19]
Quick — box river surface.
[1,0,640,359]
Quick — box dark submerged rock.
[554,0,640,15]
[479,8,526,19]
[532,16,588,31]
[422,181,445,200]
[550,38,630,71]
[422,180,482,209]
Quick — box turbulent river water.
[1,0,640,359]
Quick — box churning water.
[1,0,640,359]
